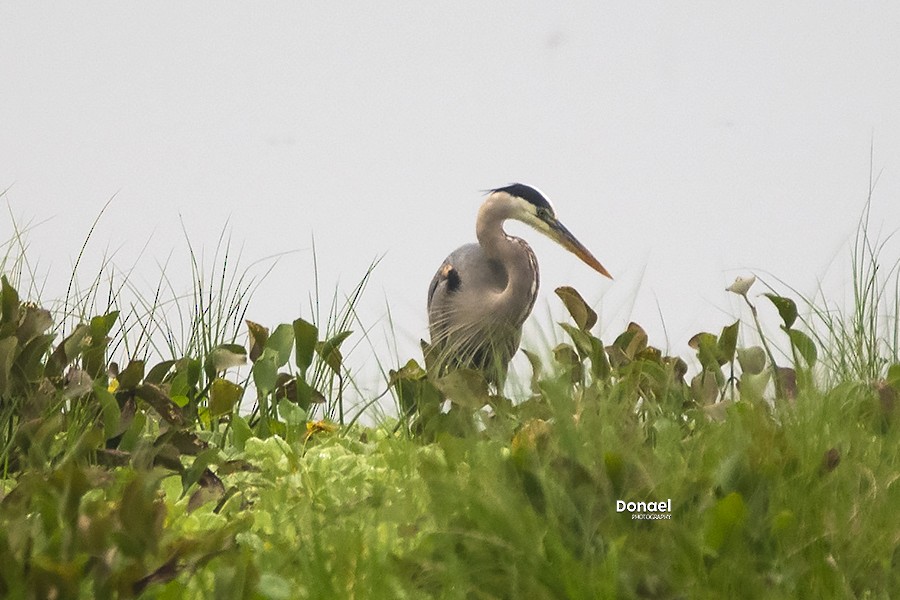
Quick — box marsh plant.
[0,195,898,598]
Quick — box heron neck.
[476,209,539,325]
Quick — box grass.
[0,195,898,599]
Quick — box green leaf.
[689,332,723,371]
[555,286,597,331]
[246,320,269,362]
[293,318,318,375]
[763,293,798,329]
[231,414,253,450]
[93,383,122,439]
[589,336,611,380]
[17,333,55,383]
[787,328,817,367]
[717,321,739,364]
[705,491,747,553]
[89,310,120,339]
[145,359,176,384]
[737,346,767,375]
[117,359,145,390]
[278,398,307,425]
[1,275,20,328]
[267,323,295,368]
[252,352,279,397]
[209,378,243,418]
[560,322,595,360]
[0,336,18,396]
[316,330,352,373]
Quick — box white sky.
[2,2,900,404]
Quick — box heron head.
[489,184,613,279]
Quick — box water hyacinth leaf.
[436,369,491,410]
[16,304,53,344]
[252,351,278,397]
[763,293,798,329]
[89,310,119,339]
[208,344,248,373]
[737,346,767,375]
[521,349,543,394]
[209,377,243,418]
[787,328,817,367]
[246,320,269,362]
[590,336,611,380]
[553,343,583,382]
[0,335,18,396]
[46,323,90,378]
[691,371,719,405]
[293,317,318,375]
[718,321,739,364]
[0,275,20,327]
[316,330,352,373]
[93,383,122,439]
[267,323,294,368]
[555,285,597,331]
[18,333,55,382]
[231,414,253,451]
[690,332,723,371]
[117,360,145,390]
[705,491,747,553]
[737,370,770,402]
[278,397,307,425]
[145,359,176,384]
[560,322,594,360]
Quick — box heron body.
[426,184,611,388]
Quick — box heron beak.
[549,219,613,279]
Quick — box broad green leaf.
[718,321,740,364]
[145,359,176,384]
[590,336,611,380]
[89,311,119,339]
[117,359,145,390]
[705,491,747,553]
[231,414,253,451]
[691,370,719,405]
[252,352,278,396]
[293,318,318,375]
[737,346,767,375]
[521,349,543,394]
[787,328,817,367]
[278,397,307,425]
[93,383,122,439]
[17,333,55,382]
[763,293,798,329]
[46,323,90,378]
[209,377,243,418]
[690,332,723,371]
[560,322,594,360]
[737,370,770,402]
[316,330,352,373]
[0,275,20,328]
[16,304,53,344]
[246,320,269,362]
[267,323,295,368]
[0,336,17,396]
[555,286,597,331]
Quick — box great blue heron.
[426,184,611,388]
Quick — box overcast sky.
[2,2,899,402]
